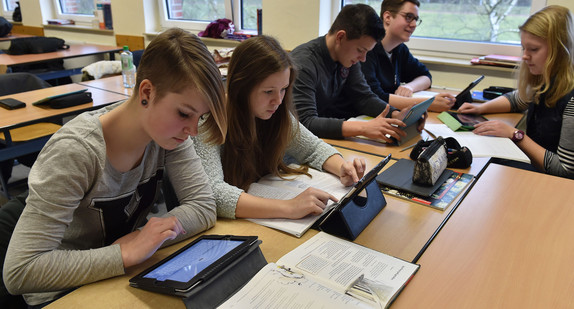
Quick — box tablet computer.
[447,111,488,129]
[453,75,484,109]
[402,96,434,127]
[392,97,434,146]
[320,154,391,221]
[129,235,259,295]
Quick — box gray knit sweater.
[3,102,217,305]
[191,114,340,219]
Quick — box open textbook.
[246,166,350,237]
[218,232,419,309]
[424,123,530,163]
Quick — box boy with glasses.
[361,0,456,112]
[291,4,421,143]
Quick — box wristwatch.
[511,130,525,143]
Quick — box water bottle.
[121,45,136,88]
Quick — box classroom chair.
[0,192,28,309]
[0,73,62,198]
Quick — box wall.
[12,0,574,90]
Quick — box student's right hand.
[361,105,406,143]
[458,102,483,114]
[430,93,456,112]
[282,187,337,219]
[113,216,185,268]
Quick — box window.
[160,0,262,32]
[58,0,95,15]
[3,0,17,11]
[341,0,547,57]
[53,0,96,24]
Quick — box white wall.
[14,0,574,90]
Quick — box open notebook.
[424,123,530,163]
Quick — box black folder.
[375,158,454,197]
[318,154,391,241]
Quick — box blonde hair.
[136,28,227,144]
[518,5,574,107]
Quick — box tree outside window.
[165,0,261,31]
[343,0,533,45]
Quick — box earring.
[141,99,148,106]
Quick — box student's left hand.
[339,158,366,186]
[395,85,414,97]
[472,120,514,138]
[417,112,428,132]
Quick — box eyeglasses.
[397,12,422,26]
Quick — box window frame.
[337,0,548,58]
[53,0,97,23]
[1,0,14,18]
[158,0,248,33]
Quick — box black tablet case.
[376,159,454,197]
[319,178,386,241]
[180,239,267,309]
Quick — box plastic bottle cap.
[123,45,129,51]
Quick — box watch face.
[513,130,524,142]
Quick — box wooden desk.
[79,74,133,96]
[324,111,524,176]
[0,33,35,41]
[0,44,122,66]
[392,164,574,308]
[0,44,122,80]
[0,83,128,163]
[47,147,460,308]
[0,83,128,131]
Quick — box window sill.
[43,24,114,36]
[415,54,516,73]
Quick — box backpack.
[0,17,12,37]
[7,37,69,55]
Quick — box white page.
[246,167,350,237]
[277,232,419,296]
[424,123,530,163]
[413,90,439,98]
[218,263,372,309]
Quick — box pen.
[400,143,416,152]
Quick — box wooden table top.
[47,146,464,308]
[0,33,35,41]
[392,164,574,308]
[0,43,122,66]
[323,111,524,176]
[79,74,133,96]
[0,83,128,130]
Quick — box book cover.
[381,172,474,211]
[218,232,420,309]
[47,19,75,25]
[482,54,521,63]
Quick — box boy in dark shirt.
[291,4,423,141]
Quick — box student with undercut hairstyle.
[3,28,227,307]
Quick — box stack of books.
[470,54,521,68]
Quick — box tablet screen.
[143,239,243,282]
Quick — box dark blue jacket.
[361,42,431,102]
